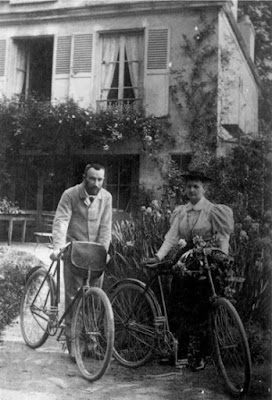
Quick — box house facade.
[0,0,260,213]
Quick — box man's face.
[185,179,205,205]
[84,167,105,195]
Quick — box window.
[106,155,139,211]
[14,37,53,101]
[171,154,192,171]
[98,32,143,110]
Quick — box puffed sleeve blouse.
[156,196,234,260]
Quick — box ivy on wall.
[0,96,172,191]
[170,16,219,169]
[5,97,172,155]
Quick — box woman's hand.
[144,255,160,265]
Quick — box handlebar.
[143,246,231,274]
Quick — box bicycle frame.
[140,247,228,342]
[30,257,91,337]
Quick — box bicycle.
[109,245,252,397]
[20,241,114,382]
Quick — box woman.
[147,170,234,369]
[149,170,233,262]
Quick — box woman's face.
[185,179,205,204]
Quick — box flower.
[251,222,260,234]
[103,144,109,151]
[243,215,252,225]
[126,241,134,247]
[146,207,152,214]
[140,206,146,212]
[234,223,242,232]
[178,239,187,248]
[151,200,159,209]
[240,230,249,240]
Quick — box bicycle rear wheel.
[110,280,160,368]
[72,287,114,381]
[20,267,56,348]
[210,297,251,397]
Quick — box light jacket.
[156,197,234,260]
[52,182,112,252]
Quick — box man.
[50,163,112,358]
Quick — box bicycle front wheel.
[110,280,160,368]
[210,297,252,397]
[20,267,56,348]
[72,287,114,382]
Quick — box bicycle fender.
[109,278,162,316]
[25,265,45,282]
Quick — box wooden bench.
[34,212,55,249]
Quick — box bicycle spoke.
[72,288,114,381]
[20,268,55,348]
[111,281,159,367]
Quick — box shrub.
[0,247,43,332]
[107,200,173,287]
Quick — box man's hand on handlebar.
[50,250,59,261]
[50,243,71,261]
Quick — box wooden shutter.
[55,36,72,75]
[145,28,169,116]
[147,29,168,70]
[52,36,72,101]
[0,40,6,77]
[72,34,93,74]
[0,40,6,95]
[70,34,93,106]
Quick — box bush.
[0,247,43,332]
[107,200,173,287]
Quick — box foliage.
[0,96,171,162]
[239,1,272,128]
[0,197,22,214]
[161,138,272,225]
[173,236,238,301]
[229,213,272,333]
[170,17,218,167]
[205,139,272,222]
[107,200,172,286]
[0,97,172,197]
[0,247,42,332]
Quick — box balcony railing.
[96,98,143,112]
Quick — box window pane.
[123,50,134,100]
[107,52,119,100]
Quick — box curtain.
[101,35,119,101]
[15,41,28,96]
[125,35,140,99]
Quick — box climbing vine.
[170,17,219,169]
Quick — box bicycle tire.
[209,297,252,397]
[20,267,56,348]
[110,279,161,368]
[72,287,114,381]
